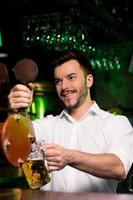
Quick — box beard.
[60,85,88,110]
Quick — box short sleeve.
[104,115,133,177]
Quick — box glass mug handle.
[38,140,49,171]
[127,172,133,193]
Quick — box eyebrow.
[67,72,77,77]
[54,72,77,81]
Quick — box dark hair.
[51,50,93,76]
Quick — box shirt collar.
[58,101,108,121]
[86,101,109,119]
[88,101,101,115]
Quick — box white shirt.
[32,102,133,193]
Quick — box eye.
[54,79,60,85]
[69,75,76,81]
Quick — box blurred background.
[0,0,133,192]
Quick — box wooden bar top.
[0,188,133,200]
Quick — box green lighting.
[107,108,123,115]
[31,101,36,117]
[0,31,3,47]
[34,96,46,119]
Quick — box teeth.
[64,93,72,97]
[61,91,75,97]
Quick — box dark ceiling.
[1,0,133,43]
[0,0,133,81]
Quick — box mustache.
[60,89,77,97]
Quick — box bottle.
[22,137,50,189]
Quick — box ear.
[86,74,93,88]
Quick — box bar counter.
[0,188,133,200]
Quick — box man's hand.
[41,143,72,172]
[8,83,34,110]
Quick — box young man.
[8,50,133,193]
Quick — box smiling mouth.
[61,92,75,100]
[61,89,76,97]
[63,93,72,97]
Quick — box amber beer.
[22,137,50,189]
[22,159,50,189]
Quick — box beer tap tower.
[0,59,38,167]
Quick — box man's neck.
[68,99,93,120]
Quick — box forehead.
[54,59,83,77]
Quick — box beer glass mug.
[22,137,50,189]
[127,171,133,193]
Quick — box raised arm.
[8,83,34,110]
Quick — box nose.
[61,79,69,90]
